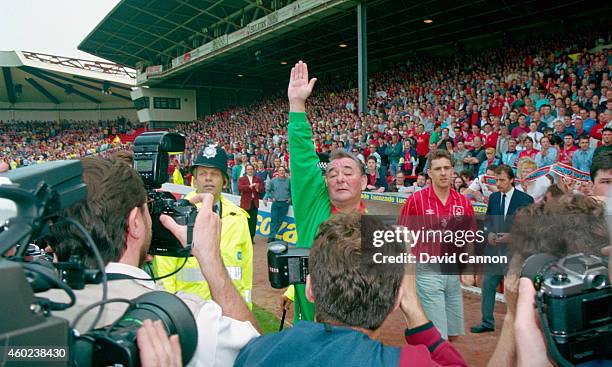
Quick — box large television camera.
[0,161,198,366]
[522,253,611,365]
[132,131,196,257]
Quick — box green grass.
[253,303,283,334]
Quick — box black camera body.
[522,253,611,365]
[147,191,196,257]
[133,132,196,257]
[267,241,309,289]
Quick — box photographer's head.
[192,146,229,200]
[306,213,404,332]
[509,194,609,275]
[51,157,151,268]
[590,150,612,197]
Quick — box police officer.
[153,145,254,307]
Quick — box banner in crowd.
[524,162,590,182]
[484,162,592,183]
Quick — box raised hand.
[287,61,317,113]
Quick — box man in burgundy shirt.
[398,149,477,340]
[510,114,530,139]
[238,164,264,240]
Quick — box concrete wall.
[131,87,196,126]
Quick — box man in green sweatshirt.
[284,61,367,321]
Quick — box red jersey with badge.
[558,145,578,165]
[398,187,476,257]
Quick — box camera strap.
[185,210,198,252]
[106,273,138,281]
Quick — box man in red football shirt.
[398,149,477,340]
[415,124,430,173]
[558,133,578,166]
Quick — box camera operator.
[40,157,260,366]
[236,213,467,367]
[153,145,253,308]
[487,195,610,366]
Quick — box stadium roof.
[0,51,135,104]
[80,0,609,93]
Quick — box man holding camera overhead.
[153,145,254,308]
[40,157,260,366]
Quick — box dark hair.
[329,149,366,175]
[460,169,475,181]
[310,213,404,330]
[603,127,612,134]
[590,150,612,182]
[494,164,515,180]
[50,157,147,268]
[545,184,564,200]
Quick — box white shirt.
[527,131,544,150]
[500,187,515,218]
[469,174,494,198]
[40,262,259,367]
[247,175,255,199]
[517,176,549,202]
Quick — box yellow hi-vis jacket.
[153,192,253,308]
[172,168,184,185]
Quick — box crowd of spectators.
[0,118,141,169]
[167,31,611,202]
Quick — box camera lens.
[521,253,558,290]
[590,274,609,289]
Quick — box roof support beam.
[357,3,367,114]
[2,67,16,104]
[24,77,60,104]
[97,29,175,60]
[20,67,101,104]
[29,68,132,102]
[83,39,149,64]
[123,3,207,39]
[73,75,132,92]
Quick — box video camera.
[0,160,198,366]
[522,253,611,365]
[267,241,309,289]
[132,131,196,257]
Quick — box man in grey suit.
[470,164,533,333]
